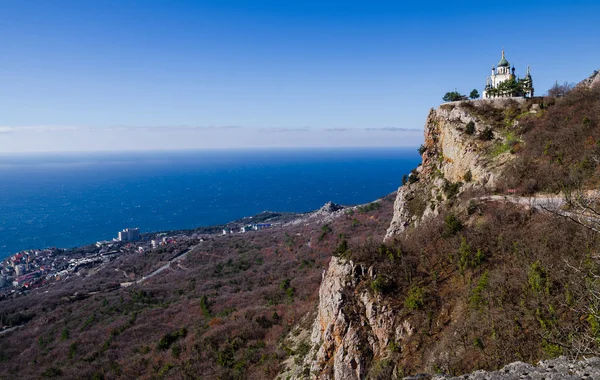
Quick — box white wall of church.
[491,72,512,87]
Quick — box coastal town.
[0,222,276,299]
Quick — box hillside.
[0,197,395,379]
[284,73,600,378]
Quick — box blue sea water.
[0,148,420,259]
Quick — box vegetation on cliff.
[300,77,600,379]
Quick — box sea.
[0,148,420,260]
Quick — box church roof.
[498,50,509,67]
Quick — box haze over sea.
[0,148,420,260]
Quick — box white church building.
[483,51,534,99]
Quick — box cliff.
[386,97,536,238]
[289,82,600,378]
[283,98,537,379]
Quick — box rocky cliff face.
[287,98,544,379]
[386,98,526,239]
[300,257,405,379]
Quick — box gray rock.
[432,357,600,380]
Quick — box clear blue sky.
[0,0,599,152]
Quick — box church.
[483,51,534,99]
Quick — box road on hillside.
[482,194,566,210]
[134,243,200,285]
[482,194,600,228]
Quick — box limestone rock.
[431,356,600,380]
[293,256,400,380]
[576,69,600,90]
[386,100,517,240]
[318,201,344,214]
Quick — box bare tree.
[540,188,600,235]
[547,81,575,97]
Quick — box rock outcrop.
[431,356,600,380]
[292,257,407,379]
[303,256,367,380]
[576,69,600,90]
[386,98,527,239]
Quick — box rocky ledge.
[426,357,600,380]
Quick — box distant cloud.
[322,127,422,133]
[104,125,242,132]
[0,125,81,133]
[0,125,244,134]
[364,127,421,132]
[260,127,310,133]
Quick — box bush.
[334,239,350,258]
[443,214,462,237]
[319,224,332,241]
[371,277,394,294]
[467,200,479,215]
[200,295,211,318]
[528,261,550,295]
[465,121,476,135]
[443,180,462,199]
[404,285,424,310]
[464,170,472,182]
[157,328,187,351]
[418,145,427,155]
[469,271,489,310]
[479,127,494,141]
[443,91,467,102]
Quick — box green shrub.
[404,285,425,310]
[357,202,381,213]
[171,343,182,358]
[157,328,187,350]
[157,363,174,377]
[371,277,394,294]
[319,224,332,241]
[465,121,476,135]
[457,237,472,274]
[335,239,350,258]
[443,214,462,237]
[457,237,485,274]
[60,328,69,341]
[528,261,550,295]
[280,279,295,302]
[378,244,402,263]
[200,295,211,318]
[469,271,489,310]
[68,342,77,359]
[443,180,462,199]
